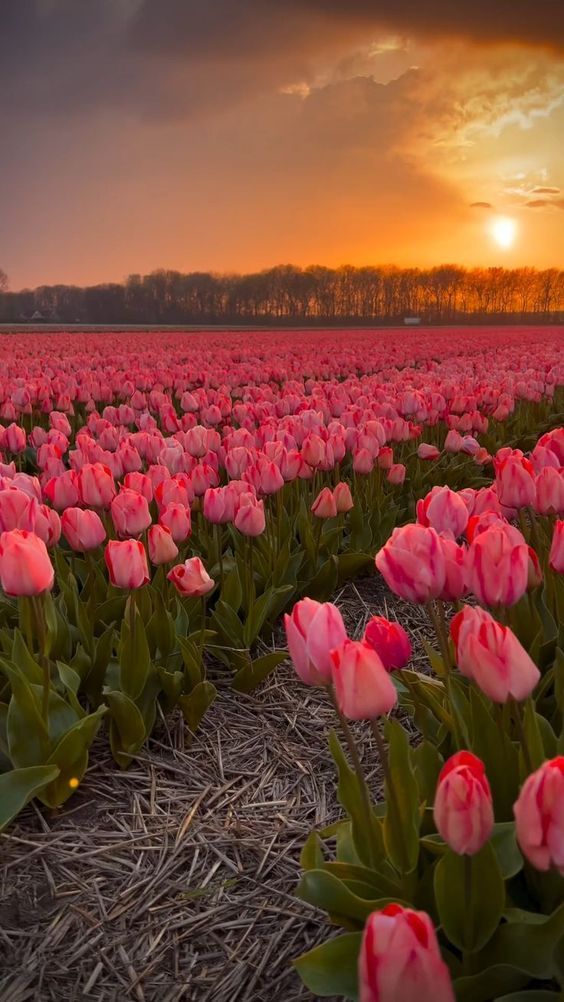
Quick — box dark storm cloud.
[286,0,564,48]
[0,0,562,121]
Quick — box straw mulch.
[0,578,431,1002]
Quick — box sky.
[0,0,563,289]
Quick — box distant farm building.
[403,316,421,325]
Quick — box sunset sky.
[1,0,563,289]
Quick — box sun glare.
[490,216,517,249]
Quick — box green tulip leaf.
[0,764,61,832]
[178,680,217,735]
[434,843,505,952]
[294,932,361,1000]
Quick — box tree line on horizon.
[0,264,563,325]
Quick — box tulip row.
[0,328,562,841]
[290,427,564,1000]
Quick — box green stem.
[199,595,207,667]
[328,686,377,868]
[463,853,473,971]
[31,595,49,729]
[426,600,463,748]
[247,537,256,610]
[215,524,224,588]
[370,719,411,875]
[313,517,323,570]
[512,698,532,774]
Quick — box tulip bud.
[376,524,446,603]
[147,524,179,566]
[4,423,27,455]
[359,905,455,1002]
[451,605,540,703]
[0,529,54,596]
[535,468,564,516]
[495,456,536,509]
[467,523,529,607]
[284,599,347,685]
[311,487,337,519]
[417,443,440,461]
[363,616,411,670]
[387,463,406,486]
[43,470,79,510]
[513,757,564,875]
[376,447,393,470]
[167,557,215,597]
[111,489,152,538]
[203,487,232,524]
[549,520,564,573]
[331,640,397,720]
[333,481,354,514]
[62,508,106,552]
[433,751,494,855]
[234,495,266,536]
[438,536,468,602]
[159,502,192,543]
[353,448,374,475]
[105,539,149,590]
[77,462,116,509]
[417,485,469,539]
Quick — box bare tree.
[0,269,8,293]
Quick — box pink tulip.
[495,456,536,509]
[444,429,463,453]
[535,468,564,516]
[284,598,347,685]
[105,539,149,589]
[123,471,154,502]
[438,536,468,601]
[203,486,232,524]
[77,462,116,509]
[159,502,192,543]
[359,905,455,1002]
[43,470,79,510]
[0,487,33,532]
[32,504,62,548]
[417,486,468,538]
[375,524,446,603]
[333,481,354,513]
[167,557,215,597]
[311,487,337,519]
[514,757,564,875]
[549,521,564,573]
[62,508,106,551]
[363,616,411,670]
[376,447,393,470]
[353,448,374,474]
[0,529,54,596]
[387,463,406,486]
[147,524,179,565]
[467,524,529,607]
[111,489,152,538]
[4,423,27,455]
[451,605,540,703]
[331,640,397,720]
[433,751,494,856]
[234,494,266,536]
[465,511,505,542]
[259,460,284,495]
[417,443,440,461]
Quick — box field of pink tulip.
[1,324,564,1001]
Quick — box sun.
[490,216,517,249]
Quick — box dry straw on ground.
[0,579,431,1002]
